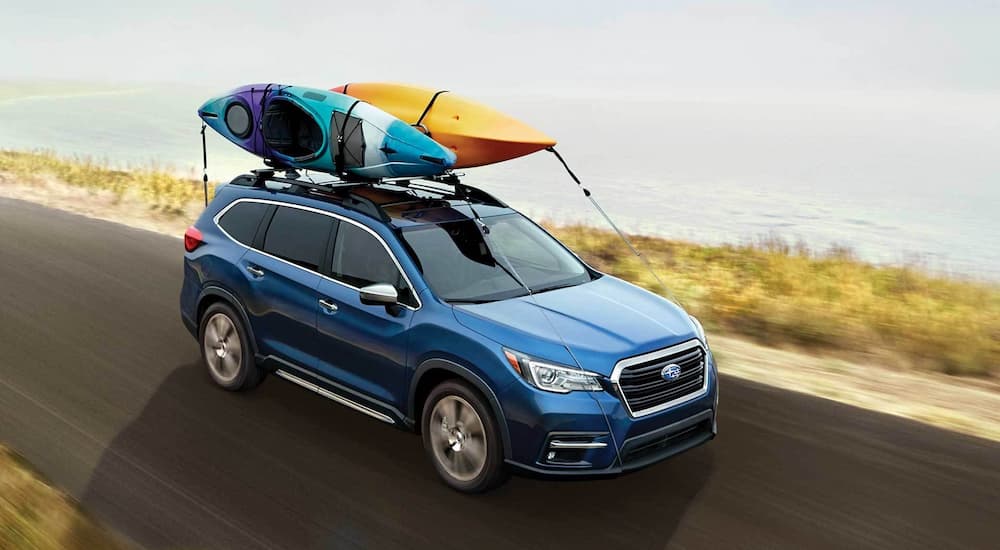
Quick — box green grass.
[2,150,997,376]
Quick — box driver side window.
[330,223,417,307]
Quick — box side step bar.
[274,370,395,425]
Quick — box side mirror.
[359,283,398,306]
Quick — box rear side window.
[218,201,269,246]
[330,223,416,307]
[262,206,334,271]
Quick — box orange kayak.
[331,83,556,169]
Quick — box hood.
[453,275,698,376]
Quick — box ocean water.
[1,86,998,279]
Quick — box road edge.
[2,176,998,443]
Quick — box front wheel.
[422,381,508,493]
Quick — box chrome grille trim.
[611,339,708,418]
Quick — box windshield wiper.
[448,298,496,305]
[458,196,531,295]
[491,259,525,290]
[530,281,584,294]
[448,290,530,305]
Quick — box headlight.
[503,349,603,393]
[690,315,707,345]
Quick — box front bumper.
[501,351,718,477]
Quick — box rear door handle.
[246,265,264,278]
[318,298,338,313]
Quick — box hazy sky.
[2,0,998,94]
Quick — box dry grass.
[2,150,997,377]
[552,225,1000,376]
[0,446,126,549]
[0,150,206,217]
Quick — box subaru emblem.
[661,363,682,381]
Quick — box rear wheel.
[199,303,264,391]
[422,381,507,492]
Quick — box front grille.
[615,341,706,416]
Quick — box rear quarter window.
[218,201,270,246]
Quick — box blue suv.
[180,170,718,492]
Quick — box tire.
[199,302,264,391]
[422,380,508,493]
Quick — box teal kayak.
[198,83,457,179]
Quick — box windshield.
[402,214,593,303]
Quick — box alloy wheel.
[202,312,242,384]
[428,395,488,482]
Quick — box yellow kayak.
[331,83,556,169]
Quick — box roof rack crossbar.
[247,169,389,222]
[398,181,452,196]
[249,168,371,189]
[392,177,507,208]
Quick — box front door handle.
[318,298,339,313]
[246,265,264,278]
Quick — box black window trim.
[251,204,277,249]
[213,198,422,310]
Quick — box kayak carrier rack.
[235,169,505,222]
[382,174,507,209]
[236,169,390,222]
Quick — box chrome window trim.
[610,339,708,418]
[213,197,422,311]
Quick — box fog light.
[543,435,609,465]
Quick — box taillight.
[184,226,204,252]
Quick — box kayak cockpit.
[262,98,324,160]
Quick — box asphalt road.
[1,196,998,550]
